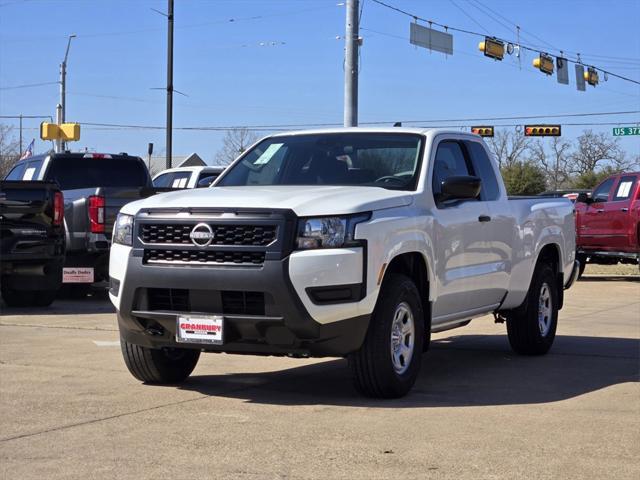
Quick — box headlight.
[296,213,370,250]
[113,213,134,246]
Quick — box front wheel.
[349,274,425,398]
[506,264,559,355]
[120,339,200,384]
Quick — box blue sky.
[1,0,639,163]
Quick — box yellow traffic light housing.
[584,67,599,86]
[40,122,59,140]
[524,125,561,137]
[533,54,554,75]
[40,122,81,141]
[471,126,494,137]
[478,37,505,61]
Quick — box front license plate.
[176,315,223,345]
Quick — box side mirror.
[439,175,482,202]
[575,192,591,204]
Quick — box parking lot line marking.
[93,340,120,347]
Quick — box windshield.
[216,133,424,190]
[45,157,149,190]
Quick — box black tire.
[1,286,35,307]
[120,338,200,384]
[576,255,587,280]
[348,274,425,398]
[506,263,559,355]
[32,289,59,307]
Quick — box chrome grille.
[140,223,276,246]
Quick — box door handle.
[596,209,604,213]
[478,215,491,223]
[621,208,629,212]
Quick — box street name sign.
[613,127,640,136]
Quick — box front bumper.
[111,206,371,357]
[114,252,369,357]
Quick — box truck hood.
[121,185,413,217]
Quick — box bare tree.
[486,130,531,168]
[0,124,20,179]
[529,137,573,190]
[214,128,261,166]
[570,130,629,175]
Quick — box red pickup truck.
[575,172,640,275]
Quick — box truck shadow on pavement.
[177,334,639,407]
[0,296,114,316]
[579,276,639,282]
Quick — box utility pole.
[19,115,23,157]
[343,0,359,127]
[166,0,174,170]
[60,34,76,151]
[55,104,63,154]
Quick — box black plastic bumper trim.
[306,283,365,305]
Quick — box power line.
[0,81,58,90]
[73,111,639,131]
[0,4,337,43]
[369,0,640,86]
[16,119,639,134]
[450,0,491,35]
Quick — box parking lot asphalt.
[0,277,638,480]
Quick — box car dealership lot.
[1,277,638,480]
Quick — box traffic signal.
[40,122,81,141]
[478,37,505,61]
[533,54,554,75]
[524,125,561,137]
[584,67,599,86]
[471,126,494,137]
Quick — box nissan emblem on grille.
[189,223,214,247]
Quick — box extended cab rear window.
[45,157,148,190]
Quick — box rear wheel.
[33,289,59,307]
[120,339,200,384]
[506,263,559,355]
[349,274,425,398]
[1,285,58,307]
[1,285,34,307]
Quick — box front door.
[579,176,617,249]
[429,139,496,324]
[602,175,638,250]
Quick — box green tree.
[500,161,547,196]
[571,166,619,190]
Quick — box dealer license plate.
[62,267,94,283]
[176,315,224,345]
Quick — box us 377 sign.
[613,126,640,136]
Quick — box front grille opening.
[143,249,265,265]
[148,288,190,311]
[221,291,265,316]
[140,224,277,246]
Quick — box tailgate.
[1,181,62,259]
[98,187,151,235]
[0,181,57,228]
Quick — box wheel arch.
[533,242,564,310]
[382,252,432,333]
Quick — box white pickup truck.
[109,128,579,398]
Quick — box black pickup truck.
[0,180,65,307]
[5,152,153,295]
